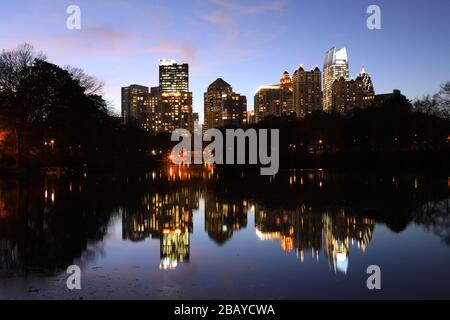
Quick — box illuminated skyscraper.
[121,84,149,125]
[159,59,189,93]
[331,67,375,113]
[204,78,247,129]
[293,66,323,117]
[222,93,247,127]
[323,47,349,111]
[280,71,294,115]
[121,60,193,134]
[204,78,232,130]
[254,72,295,123]
[158,91,193,133]
[254,85,282,122]
[158,59,193,132]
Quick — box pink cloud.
[24,26,145,62]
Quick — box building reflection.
[323,211,374,274]
[1,169,449,277]
[255,205,375,274]
[122,187,199,270]
[166,164,216,182]
[204,192,248,245]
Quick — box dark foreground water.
[1,166,450,299]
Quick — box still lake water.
[1,166,450,299]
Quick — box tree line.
[1,43,449,172]
[0,44,168,171]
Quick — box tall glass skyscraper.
[159,59,189,93]
[323,47,349,111]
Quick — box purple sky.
[1,0,449,121]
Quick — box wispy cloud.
[208,0,286,15]
[199,0,287,65]
[146,40,198,63]
[201,11,238,50]
[28,26,142,61]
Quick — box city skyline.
[1,0,450,304]
[1,0,450,123]
[122,48,381,132]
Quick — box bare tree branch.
[64,66,105,95]
[0,43,45,92]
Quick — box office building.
[159,59,189,93]
[121,85,149,125]
[204,78,247,129]
[222,93,247,127]
[204,78,233,130]
[293,66,323,117]
[254,85,282,122]
[323,47,349,111]
[331,67,375,113]
[121,60,193,134]
[280,71,294,115]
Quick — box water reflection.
[122,187,198,270]
[0,167,449,280]
[204,193,248,245]
[255,206,374,274]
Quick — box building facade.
[121,85,149,125]
[279,71,294,115]
[204,78,247,129]
[323,47,350,111]
[204,78,233,130]
[222,93,247,127]
[159,59,189,93]
[331,67,375,113]
[293,66,323,117]
[254,85,282,123]
[121,60,193,135]
[158,91,193,133]
[374,89,405,107]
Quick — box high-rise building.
[331,77,356,113]
[280,71,294,115]
[323,47,349,111]
[204,78,232,130]
[254,85,282,123]
[204,78,247,129]
[142,87,160,133]
[158,91,193,133]
[122,60,193,135]
[121,85,149,125]
[254,72,296,123]
[158,59,193,133]
[293,66,323,117]
[331,67,375,113]
[222,93,247,127]
[354,67,375,108]
[159,59,189,93]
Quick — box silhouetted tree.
[414,95,439,116]
[0,43,45,92]
[64,66,105,95]
[434,82,450,119]
[0,44,46,167]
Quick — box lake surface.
[1,166,450,299]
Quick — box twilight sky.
[1,0,449,121]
